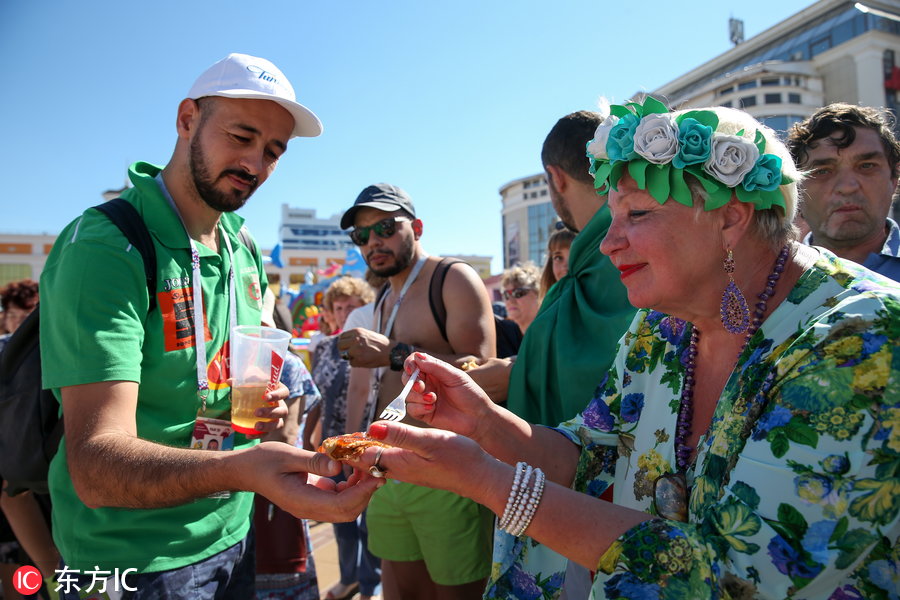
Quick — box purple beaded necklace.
[673,244,791,472]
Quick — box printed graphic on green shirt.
[241,270,262,310]
[159,285,210,352]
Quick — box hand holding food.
[317,432,390,461]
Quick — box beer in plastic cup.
[230,325,291,435]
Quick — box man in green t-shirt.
[40,53,381,599]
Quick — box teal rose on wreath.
[743,154,784,192]
[673,118,713,169]
[607,112,641,163]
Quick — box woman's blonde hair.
[501,262,541,292]
[323,276,375,311]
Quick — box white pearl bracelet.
[498,462,531,531]
[498,462,545,537]
[509,468,545,537]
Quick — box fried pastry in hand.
[318,432,390,461]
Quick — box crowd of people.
[0,49,898,600]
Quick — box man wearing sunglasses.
[336,183,497,600]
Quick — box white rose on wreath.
[633,113,679,164]
[703,134,760,188]
[587,116,620,161]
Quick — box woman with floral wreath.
[342,101,900,599]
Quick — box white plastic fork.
[379,367,420,422]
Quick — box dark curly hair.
[786,103,900,177]
[0,278,39,312]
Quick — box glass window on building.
[721,101,733,108]
[527,202,556,266]
[669,3,900,103]
[738,80,758,90]
[740,96,757,108]
[831,13,857,46]
[788,93,802,104]
[719,86,734,96]
[761,77,780,87]
[760,115,805,137]
[809,36,832,57]
[765,93,782,104]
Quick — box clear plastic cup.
[230,325,291,435]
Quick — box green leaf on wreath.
[642,95,669,115]
[670,169,693,206]
[646,164,671,202]
[704,185,733,211]
[754,129,766,154]
[628,160,649,189]
[610,104,631,118]
[677,110,719,130]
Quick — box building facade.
[0,233,56,287]
[497,0,900,274]
[265,204,354,287]
[648,0,900,136]
[499,173,556,269]
[0,202,494,292]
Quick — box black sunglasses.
[502,287,534,301]
[349,217,410,246]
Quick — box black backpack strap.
[91,198,157,312]
[429,258,465,343]
[0,306,39,382]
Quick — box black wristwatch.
[389,342,414,371]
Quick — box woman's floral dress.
[485,250,900,599]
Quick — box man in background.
[787,103,900,279]
[337,183,496,599]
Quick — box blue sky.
[2,0,811,273]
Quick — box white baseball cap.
[187,53,323,138]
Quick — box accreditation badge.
[190,416,235,451]
[191,415,236,499]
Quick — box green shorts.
[366,480,493,585]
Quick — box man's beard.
[367,234,415,277]
[549,181,578,232]
[189,135,258,213]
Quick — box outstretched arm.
[400,352,579,485]
[353,421,650,570]
[62,380,381,521]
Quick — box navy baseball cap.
[341,183,416,229]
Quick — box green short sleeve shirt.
[40,161,267,572]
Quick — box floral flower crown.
[587,96,792,212]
